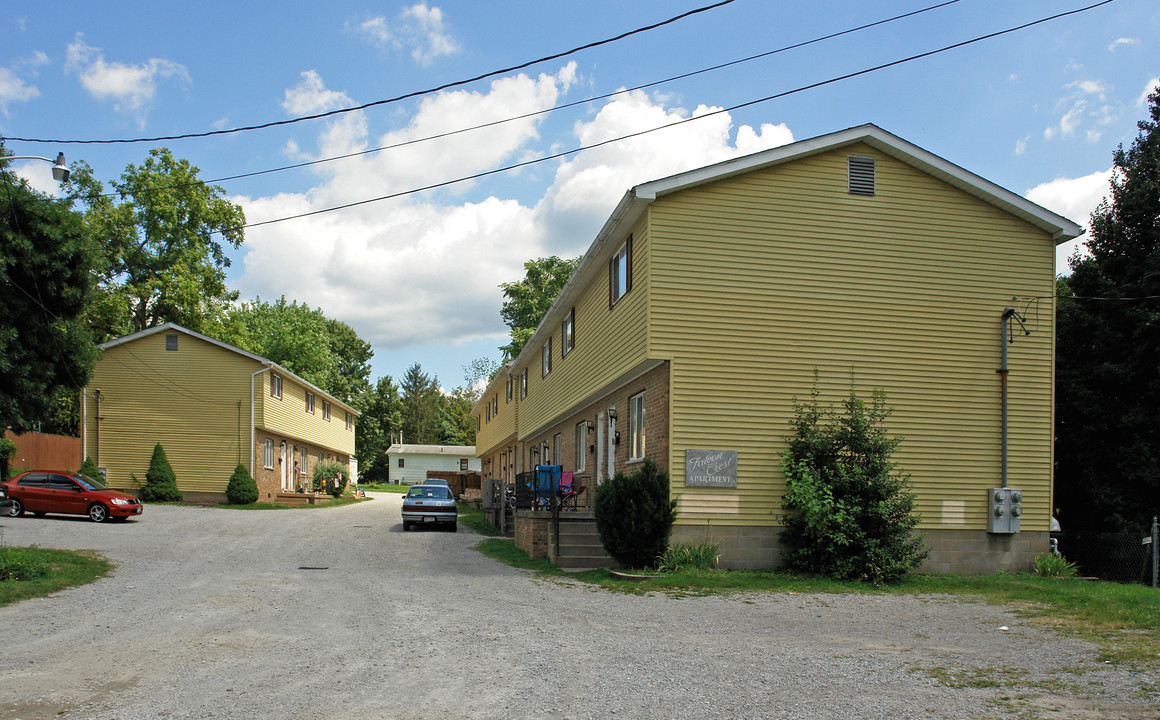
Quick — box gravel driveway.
[0,493,1154,720]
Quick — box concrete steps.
[549,514,615,570]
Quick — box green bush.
[594,458,676,569]
[0,437,18,480]
[780,373,928,584]
[655,540,720,572]
[312,462,349,497]
[140,443,182,502]
[225,463,259,505]
[0,546,49,581]
[78,456,101,483]
[1034,552,1079,578]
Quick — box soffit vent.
[848,155,876,196]
[165,333,179,351]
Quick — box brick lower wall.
[514,511,551,559]
[671,524,1049,573]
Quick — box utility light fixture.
[3,152,70,183]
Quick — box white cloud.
[1107,37,1139,52]
[1025,169,1113,274]
[237,72,795,353]
[1045,80,1118,142]
[354,2,460,66]
[63,33,189,125]
[282,70,352,115]
[0,52,50,115]
[1014,136,1028,156]
[1139,77,1160,107]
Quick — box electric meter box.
[987,487,1023,534]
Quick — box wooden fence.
[3,430,82,473]
[425,470,481,498]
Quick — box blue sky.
[3,0,1157,391]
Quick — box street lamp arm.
[1,152,70,182]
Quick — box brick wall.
[514,511,550,559]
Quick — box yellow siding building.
[477,125,1082,572]
[82,323,358,503]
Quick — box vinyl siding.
[515,217,652,438]
[85,331,260,493]
[650,144,1056,531]
[473,373,517,457]
[260,373,355,456]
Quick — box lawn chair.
[559,471,585,510]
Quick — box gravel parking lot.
[1,493,1155,720]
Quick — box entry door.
[280,443,289,491]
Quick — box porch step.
[550,515,615,569]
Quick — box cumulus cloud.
[1026,169,1113,273]
[1044,79,1117,142]
[64,33,189,125]
[0,51,49,115]
[236,70,796,354]
[354,2,460,66]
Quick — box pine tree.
[140,443,182,502]
[225,463,259,505]
[78,456,101,483]
[1056,89,1160,533]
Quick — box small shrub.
[1034,552,1079,578]
[78,456,101,483]
[140,443,182,502]
[0,437,18,480]
[655,540,720,572]
[312,462,349,498]
[0,546,49,581]
[225,463,259,505]
[594,458,676,569]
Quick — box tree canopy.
[1056,89,1160,533]
[1,155,97,433]
[499,255,579,359]
[66,147,246,342]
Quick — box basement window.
[848,155,876,196]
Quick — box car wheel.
[449,522,457,533]
[7,498,24,517]
[88,503,109,523]
[402,521,410,531]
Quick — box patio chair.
[559,471,585,510]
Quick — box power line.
[1,0,736,146]
[241,0,1116,230]
[81,0,963,199]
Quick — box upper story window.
[542,337,553,377]
[492,395,498,416]
[323,401,331,421]
[506,378,513,402]
[629,391,646,461]
[345,412,353,430]
[520,369,528,398]
[609,236,632,307]
[562,308,575,357]
[270,374,283,399]
[305,392,315,414]
[486,404,491,422]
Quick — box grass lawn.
[474,537,1160,669]
[0,545,114,608]
[356,483,408,493]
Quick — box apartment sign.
[685,450,738,487]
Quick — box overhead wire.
[239,0,1117,230]
[1,0,737,146]
[77,0,964,199]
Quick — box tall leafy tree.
[0,155,97,433]
[1056,89,1160,533]
[499,255,579,359]
[66,148,246,341]
[354,376,402,483]
[222,296,372,404]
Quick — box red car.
[2,471,144,523]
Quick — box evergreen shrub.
[780,373,927,584]
[140,443,182,502]
[313,462,349,497]
[594,458,676,569]
[225,463,259,505]
[78,456,101,483]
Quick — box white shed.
[386,444,480,485]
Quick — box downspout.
[250,365,273,479]
[93,389,102,467]
[998,307,1015,488]
[81,388,87,464]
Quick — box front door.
[280,443,289,491]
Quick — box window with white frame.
[271,374,283,399]
[345,412,353,430]
[629,391,646,461]
[562,308,575,357]
[520,369,528,398]
[305,392,315,414]
[541,337,552,377]
[553,433,562,465]
[506,378,512,402]
[486,404,491,422]
[575,422,587,472]
[264,439,274,469]
[493,395,498,416]
[609,236,632,307]
[323,400,331,421]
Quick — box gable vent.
[847,155,876,196]
[165,333,179,351]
